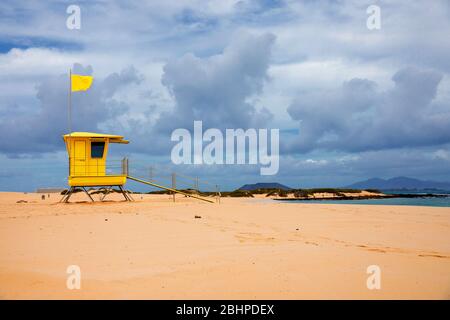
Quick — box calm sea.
[280,191,450,208]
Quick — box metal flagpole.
[68,68,73,177]
[68,68,72,135]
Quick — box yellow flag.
[71,74,93,92]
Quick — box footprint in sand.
[418,254,449,259]
[235,232,277,243]
[367,248,387,253]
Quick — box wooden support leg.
[100,187,110,201]
[82,187,95,202]
[59,190,68,203]
[118,185,132,201]
[61,187,74,203]
[126,189,134,201]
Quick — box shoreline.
[273,193,450,202]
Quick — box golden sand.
[0,191,449,299]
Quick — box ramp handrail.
[127,176,214,203]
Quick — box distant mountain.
[238,182,292,191]
[346,176,450,190]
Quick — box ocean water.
[280,196,450,208]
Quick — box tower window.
[91,142,105,158]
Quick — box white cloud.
[432,149,450,161]
[304,159,328,165]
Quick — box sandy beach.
[0,191,449,299]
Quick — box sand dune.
[0,191,449,299]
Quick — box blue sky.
[0,0,450,191]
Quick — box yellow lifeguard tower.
[61,132,131,202]
[60,131,215,203]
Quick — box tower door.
[89,140,106,176]
[73,140,87,176]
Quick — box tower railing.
[68,157,126,176]
[121,157,129,176]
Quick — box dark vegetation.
[239,182,292,191]
[221,188,382,198]
[133,187,382,198]
[59,186,447,200]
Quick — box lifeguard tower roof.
[63,132,129,144]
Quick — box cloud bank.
[0,0,450,190]
[287,67,449,153]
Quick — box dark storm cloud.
[119,33,277,156]
[0,63,142,155]
[0,33,276,157]
[286,67,450,153]
[156,32,275,133]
